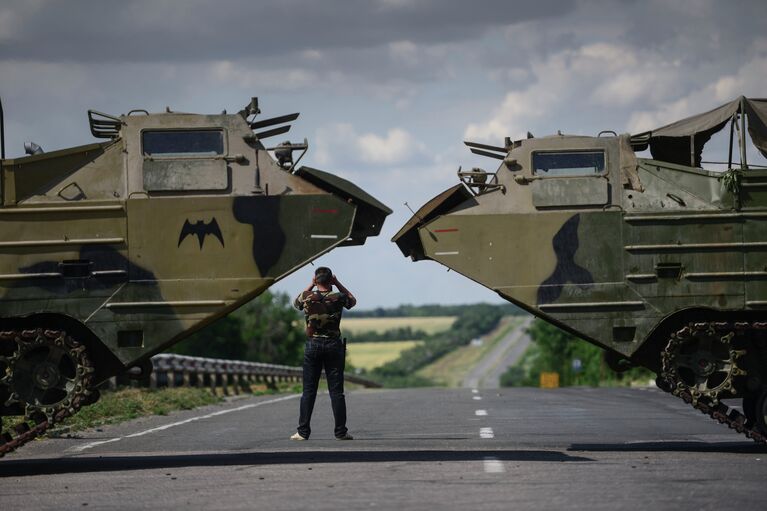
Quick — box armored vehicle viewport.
[394,96,767,442]
[0,97,391,454]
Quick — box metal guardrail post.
[145,353,382,391]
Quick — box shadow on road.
[0,449,592,477]
[569,441,767,453]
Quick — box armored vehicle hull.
[0,98,390,453]
[395,96,767,442]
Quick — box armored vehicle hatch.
[0,97,391,454]
[394,96,767,442]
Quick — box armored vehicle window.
[532,151,605,177]
[142,130,224,157]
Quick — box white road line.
[68,394,300,453]
[471,389,478,394]
[479,427,494,439]
[483,457,505,473]
[475,409,488,416]
[472,396,482,401]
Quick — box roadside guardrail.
[107,353,382,392]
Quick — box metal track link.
[660,320,767,445]
[0,328,94,457]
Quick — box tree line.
[169,296,511,389]
[346,302,525,318]
[500,319,652,387]
[170,291,306,366]
[346,326,428,343]
[369,303,505,387]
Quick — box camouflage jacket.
[294,290,354,338]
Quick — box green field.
[348,340,423,370]
[343,316,456,335]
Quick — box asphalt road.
[1,387,766,510]
[463,316,533,389]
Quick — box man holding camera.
[291,266,356,441]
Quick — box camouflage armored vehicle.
[394,96,767,442]
[0,97,391,454]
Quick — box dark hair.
[314,266,333,285]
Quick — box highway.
[463,316,533,389]
[1,386,765,510]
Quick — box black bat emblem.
[178,217,225,249]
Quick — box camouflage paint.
[0,100,390,384]
[395,131,764,369]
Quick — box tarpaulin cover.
[630,96,767,166]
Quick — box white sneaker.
[290,432,307,441]
[335,433,353,440]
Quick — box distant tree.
[347,326,428,343]
[500,319,652,387]
[169,291,305,366]
[170,315,247,360]
[346,302,525,318]
[371,304,503,386]
[238,291,305,366]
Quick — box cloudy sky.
[2,0,766,308]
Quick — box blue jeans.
[297,337,348,439]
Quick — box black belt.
[309,336,340,342]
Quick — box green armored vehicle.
[394,96,767,442]
[0,97,391,453]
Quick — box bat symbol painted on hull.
[178,218,225,249]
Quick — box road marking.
[471,389,478,394]
[310,234,338,239]
[479,427,494,439]
[69,394,300,453]
[483,457,505,473]
[473,396,482,401]
[475,409,488,416]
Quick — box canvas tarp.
[744,98,767,159]
[631,96,767,167]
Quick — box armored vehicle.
[394,96,767,442]
[0,97,391,454]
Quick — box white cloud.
[301,49,323,61]
[592,72,648,106]
[464,42,691,142]
[627,49,767,133]
[389,40,420,66]
[357,128,414,164]
[313,123,427,167]
[0,1,45,41]
[211,60,318,91]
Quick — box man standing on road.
[291,266,356,441]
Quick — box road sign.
[540,372,560,388]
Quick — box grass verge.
[6,383,304,438]
[57,387,224,434]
